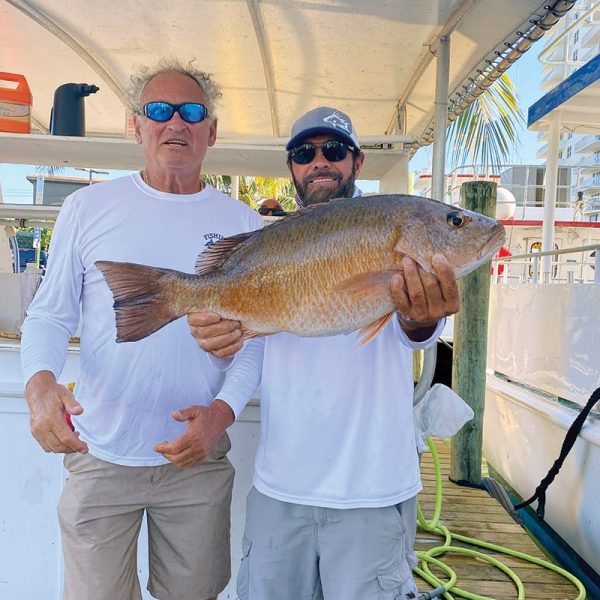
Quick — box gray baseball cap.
[286,106,360,151]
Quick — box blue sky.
[0,45,545,204]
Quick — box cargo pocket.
[376,560,419,600]
[236,535,252,600]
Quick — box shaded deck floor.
[415,438,583,599]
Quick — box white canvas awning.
[0,0,575,177]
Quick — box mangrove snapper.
[96,194,505,344]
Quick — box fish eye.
[447,211,465,228]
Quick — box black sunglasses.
[288,140,357,165]
[258,206,287,216]
[140,101,208,124]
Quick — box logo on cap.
[323,112,352,135]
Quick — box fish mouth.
[479,223,506,261]
[454,223,506,278]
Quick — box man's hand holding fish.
[391,253,459,342]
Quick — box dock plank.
[414,438,584,599]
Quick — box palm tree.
[204,175,296,211]
[445,73,523,171]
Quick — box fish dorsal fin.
[195,232,254,275]
[332,270,397,302]
[260,197,348,226]
[357,313,394,346]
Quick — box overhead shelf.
[0,133,406,180]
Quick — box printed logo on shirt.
[204,232,223,248]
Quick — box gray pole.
[431,36,450,203]
[450,181,498,486]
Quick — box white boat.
[482,49,600,597]
[0,1,582,598]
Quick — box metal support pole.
[450,181,497,486]
[542,112,561,278]
[431,36,450,203]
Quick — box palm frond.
[446,73,524,171]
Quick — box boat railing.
[491,242,600,284]
[415,163,600,216]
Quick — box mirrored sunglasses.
[141,101,208,124]
[289,140,357,165]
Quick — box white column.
[431,36,450,203]
[231,175,240,199]
[379,152,410,194]
[541,112,561,278]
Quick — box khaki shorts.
[237,487,419,600]
[58,434,234,600]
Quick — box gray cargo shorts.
[237,487,419,600]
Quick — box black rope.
[515,386,600,519]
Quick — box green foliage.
[446,73,524,171]
[16,228,51,250]
[204,175,296,211]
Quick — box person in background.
[258,197,287,216]
[20,59,261,600]
[188,106,460,600]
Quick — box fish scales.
[210,199,403,334]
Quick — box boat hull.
[484,282,600,577]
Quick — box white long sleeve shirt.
[21,173,262,466]
[251,320,443,508]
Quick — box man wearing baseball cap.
[285,106,364,207]
[188,106,459,599]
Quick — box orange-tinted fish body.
[96,194,505,342]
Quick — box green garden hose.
[415,437,587,600]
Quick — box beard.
[292,161,358,206]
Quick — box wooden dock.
[415,438,584,599]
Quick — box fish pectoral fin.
[357,313,394,346]
[195,232,256,275]
[239,326,265,342]
[332,271,396,302]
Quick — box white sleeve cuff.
[392,315,445,349]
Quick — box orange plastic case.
[0,72,32,133]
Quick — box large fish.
[96,194,505,344]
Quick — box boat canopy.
[0,0,575,177]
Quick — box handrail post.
[450,181,497,486]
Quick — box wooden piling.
[450,181,497,486]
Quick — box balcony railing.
[579,174,600,191]
[575,135,600,153]
[577,154,600,169]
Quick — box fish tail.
[95,260,184,342]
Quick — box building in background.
[535,0,600,218]
[25,174,103,206]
